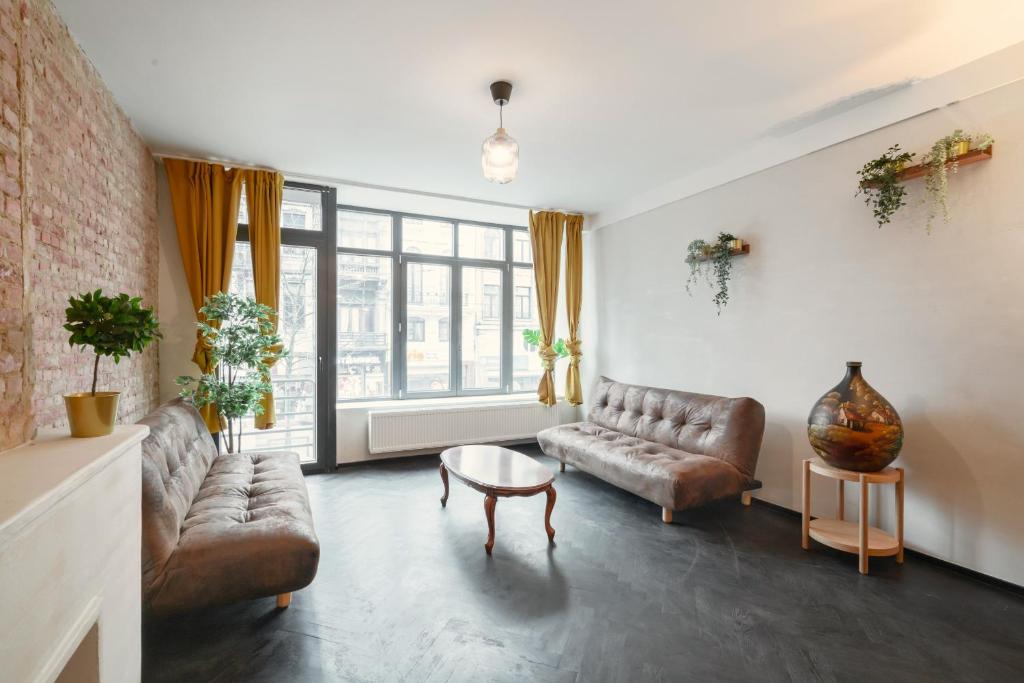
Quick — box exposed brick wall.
[0,0,158,450]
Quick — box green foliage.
[921,130,993,232]
[64,289,161,395]
[685,232,738,315]
[521,329,569,359]
[855,145,915,228]
[176,292,287,453]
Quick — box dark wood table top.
[440,444,554,493]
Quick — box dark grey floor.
[143,445,1024,682]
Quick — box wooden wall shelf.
[687,243,750,263]
[860,146,993,188]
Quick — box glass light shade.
[481,127,519,184]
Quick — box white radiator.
[368,401,559,454]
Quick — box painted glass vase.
[807,362,903,472]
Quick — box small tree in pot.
[63,290,161,437]
[175,292,286,454]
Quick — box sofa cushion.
[145,449,320,615]
[539,421,751,510]
[137,398,217,597]
[588,376,764,477]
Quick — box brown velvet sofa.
[538,377,765,523]
[137,398,320,616]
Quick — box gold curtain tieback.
[539,343,558,371]
[261,342,285,368]
[566,339,583,366]
[192,333,217,374]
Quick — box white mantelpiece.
[0,425,148,683]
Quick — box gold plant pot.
[64,392,120,437]
[729,239,744,250]
[952,140,970,156]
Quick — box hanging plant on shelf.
[855,144,915,228]
[921,129,993,232]
[685,232,740,315]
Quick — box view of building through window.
[230,242,318,463]
[228,184,540,464]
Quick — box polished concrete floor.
[144,445,1024,682]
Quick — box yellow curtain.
[529,210,565,406]
[165,159,243,434]
[563,214,584,405]
[244,169,285,430]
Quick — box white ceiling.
[53,1,1024,217]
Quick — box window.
[336,204,533,400]
[337,254,392,400]
[482,284,499,319]
[459,224,504,260]
[512,267,542,391]
[514,285,531,319]
[408,317,425,342]
[230,242,319,464]
[512,230,531,263]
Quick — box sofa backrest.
[137,398,217,593]
[588,376,765,477]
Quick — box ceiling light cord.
[498,103,503,129]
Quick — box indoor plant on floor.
[63,289,161,437]
[176,291,286,454]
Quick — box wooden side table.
[802,457,904,575]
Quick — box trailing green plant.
[64,290,161,395]
[176,292,287,453]
[921,129,993,232]
[855,144,915,228]
[685,232,738,315]
[521,328,569,359]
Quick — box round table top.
[441,444,554,492]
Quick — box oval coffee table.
[439,444,556,555]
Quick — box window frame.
[236,180,337,474]
[336,203,533,402]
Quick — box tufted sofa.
[538,377,765,522]
[137,398,320,616]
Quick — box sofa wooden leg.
[559,462,566,472]
[662,508,673,524]
[741,491,752,506]
[276,593,292,609]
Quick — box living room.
[1,1,1022,681]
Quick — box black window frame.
[335,204,533,401]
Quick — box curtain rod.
[152,151,583,216]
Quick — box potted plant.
[921,129,994,232]
[176,292,286,454]
[63,290,161,437]
[855,144,915,228]
[685,232,739,314]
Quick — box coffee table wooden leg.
[484,494,497,555]
[544,486,556,542]
[439,463,449,507]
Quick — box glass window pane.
[512,230,532,263]
[230,243,318,463]
[337,254,393,400]
[280,187,323,230]
[406,262,450,392]
[512,267,542,392]
[403,217,453,256]
[338,210,392,251]
[458,224,504,260]
[462,267,502,390]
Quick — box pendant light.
[481,80,519,184]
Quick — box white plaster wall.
[586,80,1024,585]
